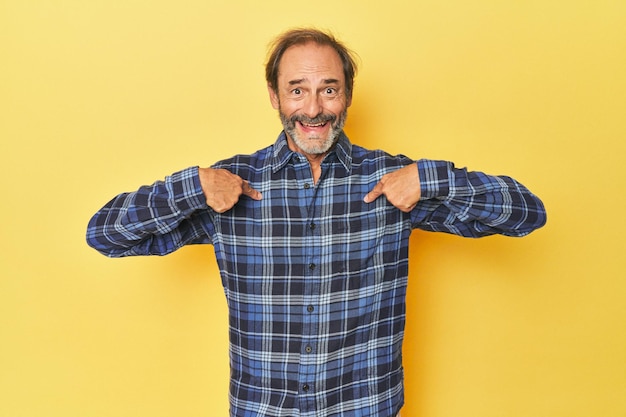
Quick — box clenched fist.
[198,167,262,213]
[363,163,421,213]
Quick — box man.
[87,28,546,417]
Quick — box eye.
[292,88,302,95]
[325,88,336,95]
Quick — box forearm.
[86,167,211,257]
[414,159,547,237]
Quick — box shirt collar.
[271,131,353,174]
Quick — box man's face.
[268,42,351,157]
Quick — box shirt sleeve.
[86,167,213,257]
[412,159,547,237]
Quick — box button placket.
[296,158,323,413]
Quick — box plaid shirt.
[87,132,546,416]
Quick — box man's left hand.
[363,163,421,213]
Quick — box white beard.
[279,108,347,155]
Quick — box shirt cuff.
[167,166,208,212]
[417,159,452,200]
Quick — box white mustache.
[289,114,336,125]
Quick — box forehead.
[277,42,344,84]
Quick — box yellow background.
[1,0,625,416]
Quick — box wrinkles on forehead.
[277,43,345,88]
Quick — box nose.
[302,93,323,118]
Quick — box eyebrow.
[288,78,341,86]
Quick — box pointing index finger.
[242,181,262,200]
[364,181,384,204]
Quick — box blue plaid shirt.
[87,132,546,417]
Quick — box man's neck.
[285,136,332,184]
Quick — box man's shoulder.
[211,143,275,171]
[350,143,415,169]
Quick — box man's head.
[265,29,358,157]
[265,28,358,102]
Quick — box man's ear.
[268,83,279,110]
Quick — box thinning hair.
[265,28,359,99]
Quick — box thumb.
[242,181,262,200]
[364,181,383,203]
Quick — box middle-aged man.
[87,28,547,417]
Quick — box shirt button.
[309,222,316,230]
[302,384,310,392]
[307,305,314,312]
[304,183,311,189]
[305,346,312,353]
[308,263,316,270]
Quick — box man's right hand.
[198,167,262,213]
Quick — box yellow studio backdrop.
[1,0,625,416]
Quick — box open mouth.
[299,121,328,128]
